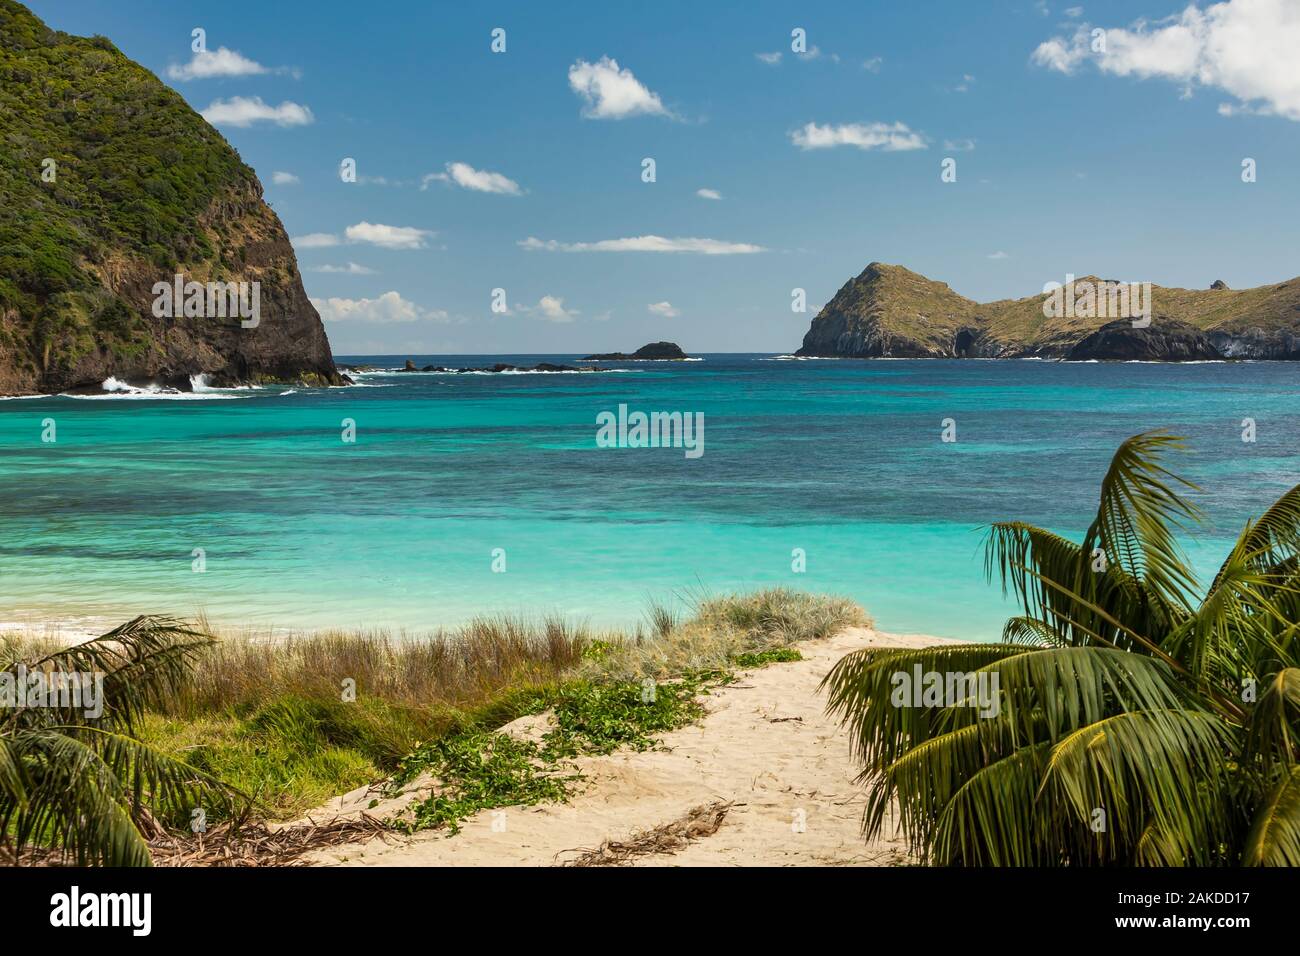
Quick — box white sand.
[305,626,954,867]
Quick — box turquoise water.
[1,356,1297,640]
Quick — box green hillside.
[0,0,338,393]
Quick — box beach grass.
[1,588,867,860]
[93,588,870,825]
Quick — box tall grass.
[163,613,586,717]
[6,590,867,823]
[595,588,870,680]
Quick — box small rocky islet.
[581,342,689,361]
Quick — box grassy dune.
[26,590,868,826]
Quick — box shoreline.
[0,606,972,648]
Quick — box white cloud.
[294,224,433,251]
[862,56,884,72]
[310,291,446,324]
[755,51,783,65]
[291,232,340,249]
[513,296,579,322]
[1032,1,1300,120]
[271,171,299,185]
[953,73,976,93]
[344,222,433,250]
[647,301,680,317]
[568,56,671,119]
[987,251,1010,259]
[422,162,523,195]
[1065,6,1084,17]
[536,296,578,322]
[200,96,313,128]
[518,235,765,255]
[307,262,376,275]
[943,138,977,151]
[696,188,723,200]
[796,45,824,61]
[167,47,277,81]
[1031,31,1092,72]
[790,121,927,151]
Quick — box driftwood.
[558,801,733,866]
[0,810,390,868]
[148,813,390,867]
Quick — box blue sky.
[28,0,1300,354]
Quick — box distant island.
[0,1,341,396]
[581,341,689,361]
[796,263,1300,361]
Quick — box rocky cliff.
[796,262,1300,361]
[0,0,341,394]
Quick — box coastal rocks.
[799,323,936,358]
[389,361,604,373]
[582,341,688,361]
[1208,327,1300,360]
[1066,320,1223,361]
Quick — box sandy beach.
[302,626,953,867]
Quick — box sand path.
[305,627,951,867]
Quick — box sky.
[26,0,1300,355]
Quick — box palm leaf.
[1242,766,1300,866]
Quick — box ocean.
[2,355,1297,641]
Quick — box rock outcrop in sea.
[581,342,688,361]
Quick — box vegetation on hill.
[0,1,245,373]
[0,0,338,393]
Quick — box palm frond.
[1242,766,1300,866]
[22,615,214,732]
[1043,709,1235,865]
[1084,430,1202,613]
[1214,484,1300,589]
[1,617,243,866]
[1246,667,1300,765]
[828,431,1300,866]
[1001,616,1063,646]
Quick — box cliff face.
[795,263,984,359]
[796,263,1300,361]
[0,0,340,394]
